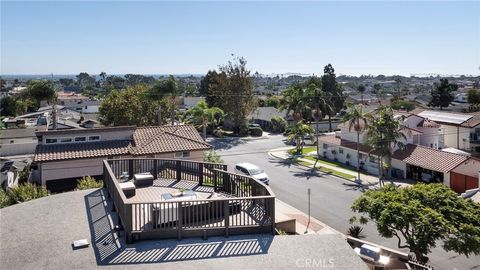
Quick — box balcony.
[103,158,276,243]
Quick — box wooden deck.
[125,179,216,203]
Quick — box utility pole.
[304,188,311,234]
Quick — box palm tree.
[286,120,314,154]
[184,100,224,139]
[357,85,366,104]
[364,106,406,186]
[342,104,369,182]
[279,83,309,123]
[305,81,332,167]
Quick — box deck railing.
[103,158,276,243]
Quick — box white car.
[234,163,270,185]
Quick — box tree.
[342,104,369,182]
[270,116,287,133]
[391,99,416,111]
[357,85,366,104]
[203,150,224,163]
[77,176,103,190]
[351,183,480,262]
[125,74,155,87]
[364,106,406,185]
[322,64,345,131]
[76,72,96,90]
[219,56,256,134]
[286,120,314,154]
[22,80,56,108]
[279,83,310,123]
[184,100,224,139]
[199,70,228,109]
[150,75,182,125]
[0,96,17,116]
[467,89,480,104]
[99,84,167,126]
[428,79,457,110]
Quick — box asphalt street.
[208,134,480,270]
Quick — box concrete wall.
[318,141,379,176]
[0,137,38,156]
[40,158,105,185]
[442,125,470,150]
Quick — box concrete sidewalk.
[268,147,413,188]
[275,198,340,236]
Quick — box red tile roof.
[34,140,131,162]
[130,125,211,155]
[392,144,469,173]
[33,125,211,162]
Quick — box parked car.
[234,162,270,185]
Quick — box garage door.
[450,172,479,193]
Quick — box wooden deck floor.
[125,179,216,203]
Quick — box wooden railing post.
[224,200,230,237]
[176,160,181,181]
[198,163,204,185]
[177,202,183,240]
[213,170,218,192]
[128,159,134,179]
[270,198,275,235]
[125,204,133,243]
[153,159,158,179]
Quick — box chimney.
[51,104,57,130]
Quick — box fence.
[103,158,275,243]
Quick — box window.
[339,148,344,154]
[175,151,191,158]
[10,140,14,144]
[359,153,365,160]
[89,135,100,141]
[75,137,87,142]
[46,138,58,144]
[60,137,72,143]
[323,143,328,149]
[369,156,377,163]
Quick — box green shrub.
[203,150,224,163]
[8,183,48,203]
[271,116,287,133]
[76,176,103,190]
[391,99,415,111]
[249,127,263,137]
[18,164,31,184]
[0,189,13,208]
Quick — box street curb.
[268,148,361,184]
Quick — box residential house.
[32,125,211,192]
[0,128,37,156]
[317,110,480,193]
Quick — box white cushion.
[119,182,135,190]
[134,173,154,181]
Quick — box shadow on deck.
[84,189,273,266]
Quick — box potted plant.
[179,188,186,196]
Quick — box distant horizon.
[1,1,479,76]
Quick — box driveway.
[209,135,480,270]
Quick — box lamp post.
[304,188,311,234]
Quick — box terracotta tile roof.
[33,140,131,162]
[392,144,469,173]
[33,125,211,162]
[461,114,480,128]
[130,125,211,156]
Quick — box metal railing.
[103,158,276,243]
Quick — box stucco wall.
[0,141,38,156]
[41,158,105,185]
[318,142,379,176]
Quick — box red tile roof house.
[32,125,211,192]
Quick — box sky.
[1,1,479,76]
